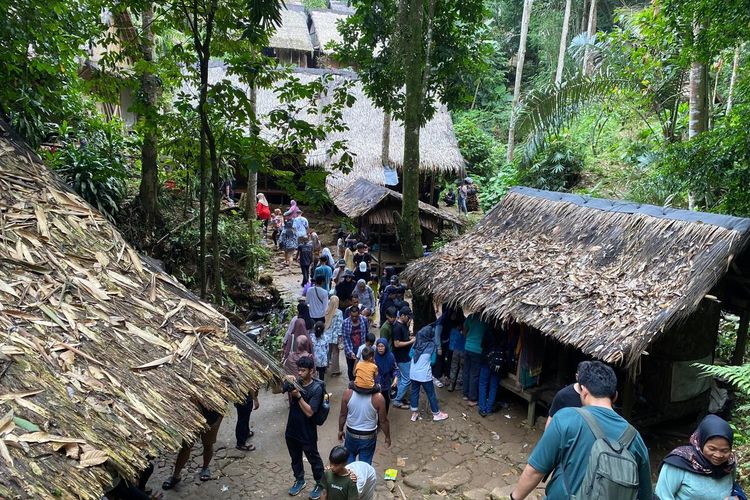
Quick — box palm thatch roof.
[309,10,349,54]
[331,178,463,232]
[179,65,465,193]
[0,123,283,499]
[269,6,314,53]
[401,187,750,369]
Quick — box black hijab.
[297,302,314,330]
[662,414,736,478]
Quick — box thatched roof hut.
[268,5,314,65]
[309,10,349,55]
[402,187,750,369]
[0,123,283,498]
[332,178,463,233]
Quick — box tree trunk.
[727,45,741,115]
[583,0,597,75]
[134,4,159,234]
[246,83,258,225]
[208,122,221,304]
[555,0,572,85]
[381,111,391,167]
[506,0,533,163]
[732,311,750,365]
[688,61,708,138]
[580,0,588,34]
[397,0,426,262]
[198,57,209,299]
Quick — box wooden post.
[378,229,383,277]
[430,173,436,206]
[621,372,636,419]
[732,311,750,365]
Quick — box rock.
[403,471,432,491]
[463,488,489,500]
[402,460,420,474]
[490,485,515,500]
[442,451,464,467]
[430,468,471,492]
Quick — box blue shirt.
[463,314,489,354]
[449,327,465,352]
[528,406,652,499]
[655,462,734,500]
[314,265,333,291]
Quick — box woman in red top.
[256,193,271,237]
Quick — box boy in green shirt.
[322,446,359,500]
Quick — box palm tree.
[583,0,597,75]
[507,0,533,163]
[726,45,742,115]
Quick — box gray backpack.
[563,408,640,500]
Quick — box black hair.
[314,275,324,285]
[385,307,397,318]
[365,332,376,345]
[361,345,374,360]
[577,361,617,398]
[329,445,349,465]
[297,356,314,370]
[319,255,327,263]
[576,360,591,376]
[314,321,325,335]
[356,242,365,249]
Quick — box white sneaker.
[432,377,444,388]
[433,411,448,421]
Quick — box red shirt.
[257,202,271,220]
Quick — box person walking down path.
[293,211,310,240]
[296,236,314,287]
[354,279,376,315]
[284,356,325,499]
[313,256,333,292]
[283,317,311,360]
[271,209,284,248]
[352,243,372,282]
[510,361,652,500]
[447,324,465,392]
[462,313,489,407]
[391,308,415,409]
[335,270,356,311]
[374,338,398,413]
[284,335,315,376]
[256,193,271,237]
[338,382,391,465]
[322,446,377,500]
[280,221,299,269]
[477,329,504,417]
[656,415,746,500]
[545,361,588,429]
[342,307,369,381]
[409,325,448,422]
[235,389,259,451]
[324,296,343,376]
[312,322,329,381]
[307,276,329,324]
[284,199,301,219]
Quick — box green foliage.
[478,162,518,211]
[274,169,331,212]
[303,0,328,8]
[46,117,132,221]
[696,363,750,396]
[518,137,584,191]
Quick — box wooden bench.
[499,377,542,428]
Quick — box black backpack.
[312,379,330,426]
[486,349,509,374]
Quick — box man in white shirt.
[307,275,329,323]
[293,211,309,239]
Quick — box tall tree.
[555,0,573,85]
[583,0,597,75]
[507,0,533,163]
[138,3,160,234]
[726,45,741,114]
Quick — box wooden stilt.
[732,310,750,365]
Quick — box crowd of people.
[153,195,746,500]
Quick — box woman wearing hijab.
[324,296,343,376]
[344,247,355,271]
[284,335,314,375]
[409,325,448,422]
[297,302,314,330]
[321,248,336,268]
[355,279,376,313]
[283,199,300,219]
[655,414,745,500]
[279,220,298,268]
[374,338,398,413]
[256,193,271,237]
[335,270,357,311]
[282,317,311,360]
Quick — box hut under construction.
[309,9,350,69]
[0,121,283,498]
[402,186,750,427]
[266,4,315,67]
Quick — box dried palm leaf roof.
[332,178,463,228]
[179,65,465,191]
[401,187,750,369]
[309,10,349,54]
[0,123,284,499]
[268,6,314,53]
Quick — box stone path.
[146,236,547,499]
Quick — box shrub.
[518,138,584,192]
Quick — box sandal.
[200,467,211,481]
[162,477,181,490]
[236,443,256,451]
[248,430,254,438]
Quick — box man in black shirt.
[285,356,325,498]
[390,308,415,409]
[352,242,372,282]
[296,236,314,287]
[545,360,590,429]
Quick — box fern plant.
[695,363,750,394]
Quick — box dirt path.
[147,228,544,499]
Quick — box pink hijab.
[285,335,314,374]
[282,318,309,359]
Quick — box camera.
[281,380,295,394]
